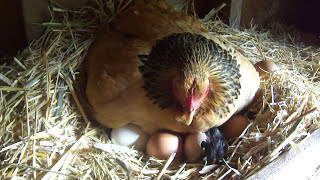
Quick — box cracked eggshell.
[184,132,207,162]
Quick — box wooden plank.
[247,128,320,180]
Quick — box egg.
[146,130,183,160]
[253,61,278,101]
[184,132,207,162]
[111,124,149,151]
[254,61,278,79]
[220,114,250,140]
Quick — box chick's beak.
[185,110,195,126]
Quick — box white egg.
[111,124,149,151]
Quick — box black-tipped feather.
[138,32,241,117]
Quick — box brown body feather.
[84,0,259,134]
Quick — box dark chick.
[84,0,260,162]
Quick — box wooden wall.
[0,0,27,59]
[0,0,319,60]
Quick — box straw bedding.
[0,0,319,179]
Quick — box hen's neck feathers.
[138,33,241,118]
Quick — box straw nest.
[1,0,319,179]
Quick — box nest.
[1,0,319,179]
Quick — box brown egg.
[146,130,183,160]
[254,61,278,79]
[220,114,250,140]
[184,132,207,162]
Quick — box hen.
[83,0,260,162]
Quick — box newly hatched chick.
[83,0,260,162]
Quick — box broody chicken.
[83,0,260,162]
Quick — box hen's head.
[138,33,241,126]
[172,66,210,125]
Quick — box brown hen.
[83,0,260,162]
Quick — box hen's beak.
[185,110,195,126]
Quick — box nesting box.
[0,0,319,179]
